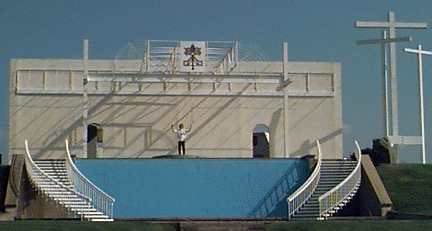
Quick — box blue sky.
[1,0,432,163]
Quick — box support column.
[282,42,289,158]
[388,12,399,137]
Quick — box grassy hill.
[1,220,432,231]
[377,164,432,214]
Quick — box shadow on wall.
[247,161,309,218]
[290,128,343,157]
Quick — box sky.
[1,0,432,163]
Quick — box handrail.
[65,140,115,219]
[23,140,90,202]
[318,140,362,218]
[287,140,322,220]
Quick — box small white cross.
[404,45,432,164]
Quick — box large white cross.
[404,45,432,164]
[356,11,427,139]
[356,31,412,137]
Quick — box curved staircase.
[288,140,362,220]
[291,160,357,220]
[24,140,115,221]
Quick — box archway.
[252,124,270,158]
[87,123,103,158]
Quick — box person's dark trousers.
[178,141,186,155]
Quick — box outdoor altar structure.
[7,40,342,161]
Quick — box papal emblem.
[183,44,203,70]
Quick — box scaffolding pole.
[83,39,89,158]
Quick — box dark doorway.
[87,123,103,158]
[252,124,270,158]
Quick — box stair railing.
[24,140,90,201]
[318,140,362,218]
[287,140,322,220]
[64,139,115,219]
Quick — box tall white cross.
[356,11,427,139]
[356,31,412,137]
[404,45,432,164]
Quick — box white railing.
[318,140,362,218]
[287,140,322,220]
[23,140,90,202]
[65,140,115,219]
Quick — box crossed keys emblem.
[183,44,203,70]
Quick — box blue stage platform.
[75,158,310,219]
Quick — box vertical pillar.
[417,45,426,164]
[381,30,390,137]
[83,39,89,158]
[282,42,289,158]
[387,12,399,163]
[388,11,399,137]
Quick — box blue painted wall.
[76,159,310,219]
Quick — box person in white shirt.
[171,123,191,155]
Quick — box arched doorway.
[252,124,270,158]
[87,123,103,158]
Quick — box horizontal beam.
[356,36,412,45]
[87,73,282,84]
[388,135,422,145]
[404,48,432,55]
[356,21,427,29]
[16,88,335,97]
[356,21,390,28]
[393,22,428,29]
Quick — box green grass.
[267,220,432,231]
[0,221,176,231]
[377,164,432,214]
[1,220,432,231]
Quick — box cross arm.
[394,22,428,29]
[355,21,427,29]
[355,21,389,28]
[404,48,432,55]
[356,36,411,45]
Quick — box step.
[77,211,105,215]
[43,190,74,194]
[70,208,97,212]
[59,201,89,205]
[36,179,71,183]
[41,185,72,190]
[321,160,356,163]
[91,218,114,222]
[84,214,109,219]
[55,198,84,202]
[320,172,352,176]
[294,212,319,217]
[298,207,319,212]
[43,173,69,176]
[319,176,348,180]
[34,159,66,163]
[64,204,93,208]
[321,163,356,166]
[38,182,72,186]
[34,174,69,178]
[36,162,66,165]
[36,168,67,172]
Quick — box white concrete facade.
[8,58,342,160]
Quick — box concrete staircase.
[291,159,357,220]
[33,159,113,221]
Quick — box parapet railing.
[287,140,322,220]
[318,140,362,218]
[24,140,90,202]
[65,140,115,219]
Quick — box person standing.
[171,123,191,155]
